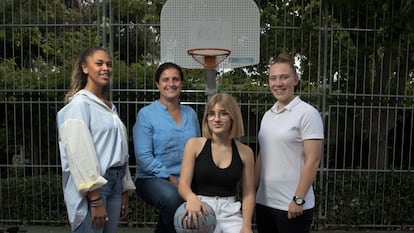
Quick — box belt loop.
[214,196,220,215]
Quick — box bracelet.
[90,199,103,207]
[88,197,102,202]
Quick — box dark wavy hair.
[155,62,184,83]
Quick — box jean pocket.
[219,201,241,218]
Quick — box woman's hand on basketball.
[185,197,206,229]
[185,210,206,229]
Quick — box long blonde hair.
[64,46,110,104]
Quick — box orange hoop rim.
[187,48,231,69]
[187,48,231,56]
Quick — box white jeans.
[198,195,243,233]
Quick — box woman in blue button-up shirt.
[133,62,201,233]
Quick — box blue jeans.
[135,178,184,233]
[74,166,125,233]
[255,203,313,233]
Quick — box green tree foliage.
[110,0,166,64]
[0,0,82,68]
[322,0,414,169]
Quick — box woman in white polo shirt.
[254,52,324,233]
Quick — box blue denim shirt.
[133,101,200,179]
[57,90,135,231]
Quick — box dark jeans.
[135,178,184,233]
[255,203,313,233]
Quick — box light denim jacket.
[57,90,135,231]
[133,101,200,179]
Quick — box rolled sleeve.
[59,119,107,195]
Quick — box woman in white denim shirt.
[57,46,135,233]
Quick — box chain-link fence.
[1,0,413,229]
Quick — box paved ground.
[2,225,412,233]
[3,226,154,233]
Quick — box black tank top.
[191,139,243,197]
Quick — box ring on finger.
[198,211,202,216]
[188,213,192,218]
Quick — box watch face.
[293,196,305,205]
[296,198,304,205]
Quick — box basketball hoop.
[187,48,231,69]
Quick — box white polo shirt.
[256,96,324,211]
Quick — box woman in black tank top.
[178,93,255,233]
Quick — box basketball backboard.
[160,0,260,70]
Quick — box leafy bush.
[314,171,414,228]
[1,171,413,229]
[0,173,158,226]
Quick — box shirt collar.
[155,100,168,111]
[271,96,300,114]
[75,89,114,110]
[155,100,182,112]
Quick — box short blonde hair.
[202,93,245,138]
[270,52,297,76]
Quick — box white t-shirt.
[256,96,324,211]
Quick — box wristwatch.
[293,196,306,206]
